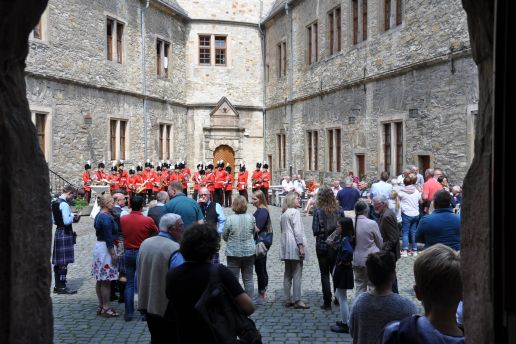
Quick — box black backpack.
[194,265,262,344]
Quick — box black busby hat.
[196,161,203,170]
[225,163,232,173]
[144,159,152,168]
[179,161,185,169]
[136,163,143,172]
[98,160,106,169]
[118,160,125,167]
[239,161,246,172]
[110,163,117,172]
[207,162,214,169]
[156,165,162,171]
[84,160,92,170]
[256,161,262,168]
[129,167,135,174]
[263,161,269,169]
[217,160,224,168]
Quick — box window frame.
[214,35,227,66]
[199,34,211,65]
[109,119,128,161]
[159,123,173,160]
[106,17,124,64]
[307,21,318,65]
[306,130,319,171]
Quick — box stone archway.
[213,145,235,173]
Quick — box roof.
[154,0,189,19]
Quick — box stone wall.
[265,56,478,185]
[176,0,276,22]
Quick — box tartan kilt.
[52,228,75,266]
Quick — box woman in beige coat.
[280,192,310,309]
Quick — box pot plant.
[72,198,92,216]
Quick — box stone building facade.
[263,0,478,186]
[27,0,477,187]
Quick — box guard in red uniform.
[237,162,249,201]
[261,162,271,204]
[118,161,129,192]
[95,161,108,185]
[141,160,157,204]
[82,161,92,202]
[127,167,137,197]
[108,164,120,193]
[180,161,190,195]
[160,162,170,191]
[252,162,263,194]
[134,164,145,198]
[213,160,227,205]
[205,162,215,200]
[224,164,234,207]
[153,164,163,194]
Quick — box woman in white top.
[397,175,422,257]
[352,200,383,297]
[280,192,310,309]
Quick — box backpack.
[194,265,262,344]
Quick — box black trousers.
[214,188,223,205]
[224,190,232,207]
[146,313,178,344]
[317,251,337,305]
[254,254,268,293]
[239,189,248,201]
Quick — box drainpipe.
[286,1,294,177]
[141,0,150,160]
[258,20,266,164]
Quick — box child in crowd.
[378,244,464,343]
[349,251,417,343]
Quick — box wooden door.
[213,145,235,174]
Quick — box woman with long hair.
[280,192,309,309]
[252,190,273,303]
[312,187,344,310]
[92,193,119,317]
[352,200,383,296]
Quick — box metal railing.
[49,168,80,197]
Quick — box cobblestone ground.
[53,204,423,343]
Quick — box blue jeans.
[124,248,138,318]
[401,213,419,250]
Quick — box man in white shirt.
[331,180,342,197]
[396,168,411,186]
[293,175,306,197]
[281,175,295,195]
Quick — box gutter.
[141,0,150,160]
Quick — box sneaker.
[53,287,77,295]
[411,250,418,257]
[400,250,408,258]
[330,323,350,333]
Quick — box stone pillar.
[461,0,494,342]
[0,1,53,343]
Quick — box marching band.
[82,159,272,206]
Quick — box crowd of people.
[50,163,464,343]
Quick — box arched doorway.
[213,145,235,173]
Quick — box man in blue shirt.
[164,182,204,229]
[336,178,361,210]
[416,190,461,251]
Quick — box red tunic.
[193,171,201,190]
[134,175,144,194]
[214,169,228,189]
[118,171,129,189]
[261,171,271,188]
[206,172,215,192]
[108,174,120,191]
[251,170,263,189]
[237,171,248,191]
[225,174,234,191]
[82,171,91,192]
[141,170,157,190]
[127,175,137,193]
[95,171,107,184]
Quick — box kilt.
[52,228,75,266]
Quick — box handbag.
[255,241,268,258]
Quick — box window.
[328,7,342,56]
[356,154,365,179]
[35,113,46,155]
[383,122,403,175]
[31,9,47,41]
[107,18,124,63]
[215,36,226,65]
[199,35,211,65]
[384,0,403,31]
[157,39,170,77]
[327,128,341,172]
[307,22,318,64]
[277,41,287,78]
[306,130,319,170]
[110,119,128,160]
[159,124,172,160]
[352,0,368,44]
[30,111,51,159]
[277,133,287,169]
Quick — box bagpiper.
[261,162,271,204]
[252,161,263,193]
[213,160,227,205]
[82,160,92,202]
[224,163,234,207]
[237,162,249,200]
